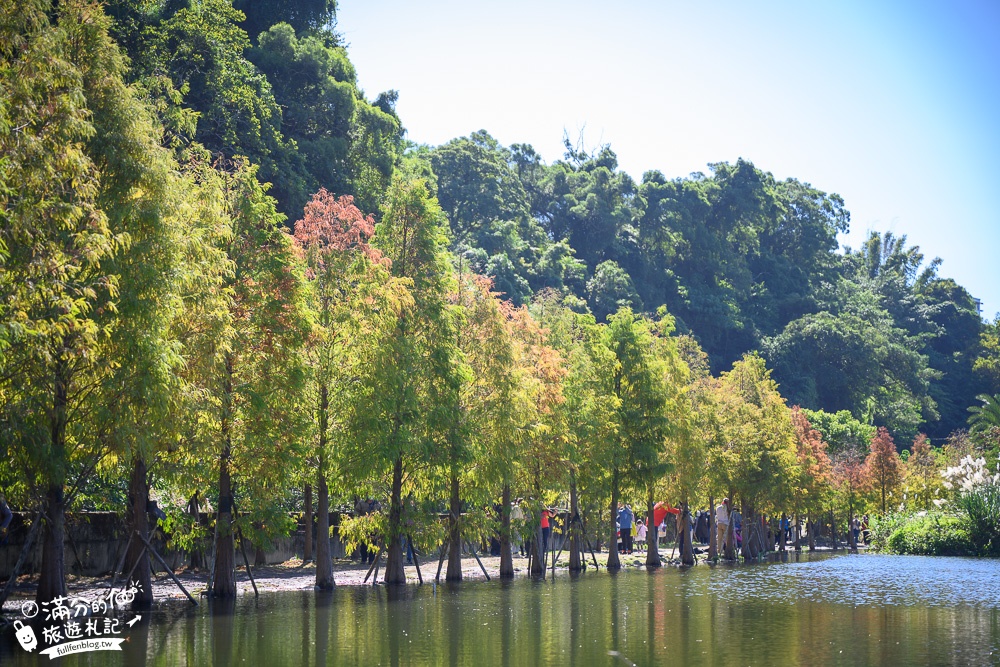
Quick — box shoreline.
[1,546,845,613]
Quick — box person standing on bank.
[618,504,634,554]
[540,507,554,561]
[715,498,730,555]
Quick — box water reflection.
[2,554,999,666]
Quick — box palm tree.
[967,394,1000,433]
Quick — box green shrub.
[884,512,975,557]
[866,512,907,553]
[956,484,1000,557]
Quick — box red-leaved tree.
[866,426,903,514]
[293,189,387,589]
[790,407,832,549]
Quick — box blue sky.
[338,0,1000,319]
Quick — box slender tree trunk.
[645,486,661,567]
[607,468,621,570]
[499,483,514,578]
[126,455,152,605]
[254,540,267,567]
[741,501,753,561]
[213,446,236,597]
[213,356,236,598]
[829,509,840,551]
[529,510,544,576]
[384,455,406,585]
[707,494,717,561]
[37,484,66,604]
[315,382,334,589]
[808,517,816,551]
[848,499,858,554]
[529,465,545,576]
[315,464,334,588]
[303,482,313,563]
[681,502,694,566]
[569,473,583,571]
[446,467,462,582]
[188,491,203,569]
[37,360,69,604]
[724,490,735,560]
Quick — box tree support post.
[408,536,423,584]
[471,542,491,581]
[364,542,385,584]
[135,532,198,606]
[0,512,44,608]
[435,542,447,583]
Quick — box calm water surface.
[3,553,999,666]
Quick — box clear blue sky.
[338,0,1000,319]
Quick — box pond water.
[3,553,1000,666]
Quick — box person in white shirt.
[715,498,730,552]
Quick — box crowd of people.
[349,496,876,568]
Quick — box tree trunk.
[569,474,583,571]
[808,518,816,551]
[723,490,735,560]
[315,383,335,589]
[384,455,406,585]
[213,448,236,597]
[829,509,840,551]
[707,494,717,561]
[645,486,661,567]
[848,512,858,554]
[741,501,754,561]
[499,483,514,578]
[303,482,313,563]
[607,468,621,570]
[793,511,801,552]
[37,484,66,605]
[37,360,69,605]
[529,509,544,576]
[446,468,462,582]
[681,502,694,566]
[125,456,152,606]
[315,468,334,589]
[214,357,237,598]
[188,491,204,569]
[254,542,267,567]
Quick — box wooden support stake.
[371,550,381,586]
[107,529,134,595]
[0,511,43,608]
[551,514,571,572]
[231,501,259,596]
[576,515,600,569]
[237,529,259,597]
[363,543,384,584]
[471,544,491,581]
[136,531,198,606]
[122,545,148,592]
[435,544,447,583]
[408,535,423,584]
